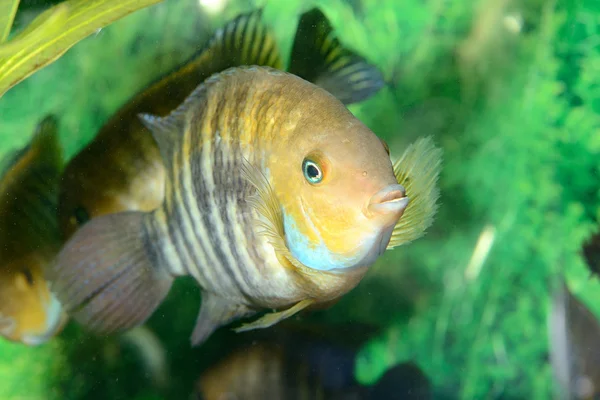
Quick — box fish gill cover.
[0,0,599,399]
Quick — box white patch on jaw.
[0,312,16,337]
[283,210,356,271]
[21,294,65,346]
[283,198,392,272]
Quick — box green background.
[0,0,599,398]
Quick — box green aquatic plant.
[0,0,165,97]
[351,0,600,398]
[0,0,20,43]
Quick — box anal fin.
[233,299,315,333]
[191,292,255,347]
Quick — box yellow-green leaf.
[0,0,165,98]
[0,0,20,43]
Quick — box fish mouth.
[367,184,409,217]
[21,294,68,346]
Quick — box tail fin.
[288,7,385,105]
[46,211,173,334]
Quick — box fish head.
[0,254,67,345]
[271,98,407,272]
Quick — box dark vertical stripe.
[159,138,198,278]
[188,100,253,297]
[170,137,212,282]
[215,143,253,292]
[191,140,244,294]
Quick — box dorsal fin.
[0,115,62,179]
[166,8,283,86]
[140,66,282,166]
[0,115,63,254]
[288,7,385,105]
[138,112,185,164]
[209,8,283,69]
[138,70,226,164]
[138,9,283,163]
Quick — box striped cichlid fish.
[0,116,68,345]
[58,7,385,240]
[48,66,441,347]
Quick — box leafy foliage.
[0,0,166,97]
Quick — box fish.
[193,322,432,400]
[548,279,600,399]
[0,115,68,346]
[47,65,441,348]
[57,7,385,240]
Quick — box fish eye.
[302,159,323,184]
[380,138,390,155]
[21,269,34,286]
[73,206,90,225]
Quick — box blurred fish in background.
[0,115,67,345]
[193,322,432,400]
[57,6,386,240]
[549,279,600,400]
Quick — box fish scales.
[179,116,235,292]
[169,144,205,281]
[185,78,267,299]
[199,129,250,296]
[205,79,264,297]
[145,69,304,304]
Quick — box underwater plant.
[0,0,165,97]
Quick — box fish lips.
[367,183,409,218]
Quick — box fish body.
[58,8,385,239]
[48,66,441,347]
[0,115,67,345]
[194,322,431,400]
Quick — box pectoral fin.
[240,157,308,272]
[387,136,442,249]
[191,291,255,346]
[233,299,315,333]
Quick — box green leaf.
[0,0,165,98]
[0,0,20,43]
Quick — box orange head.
[0,253,67,345]
[268,83,407,272]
